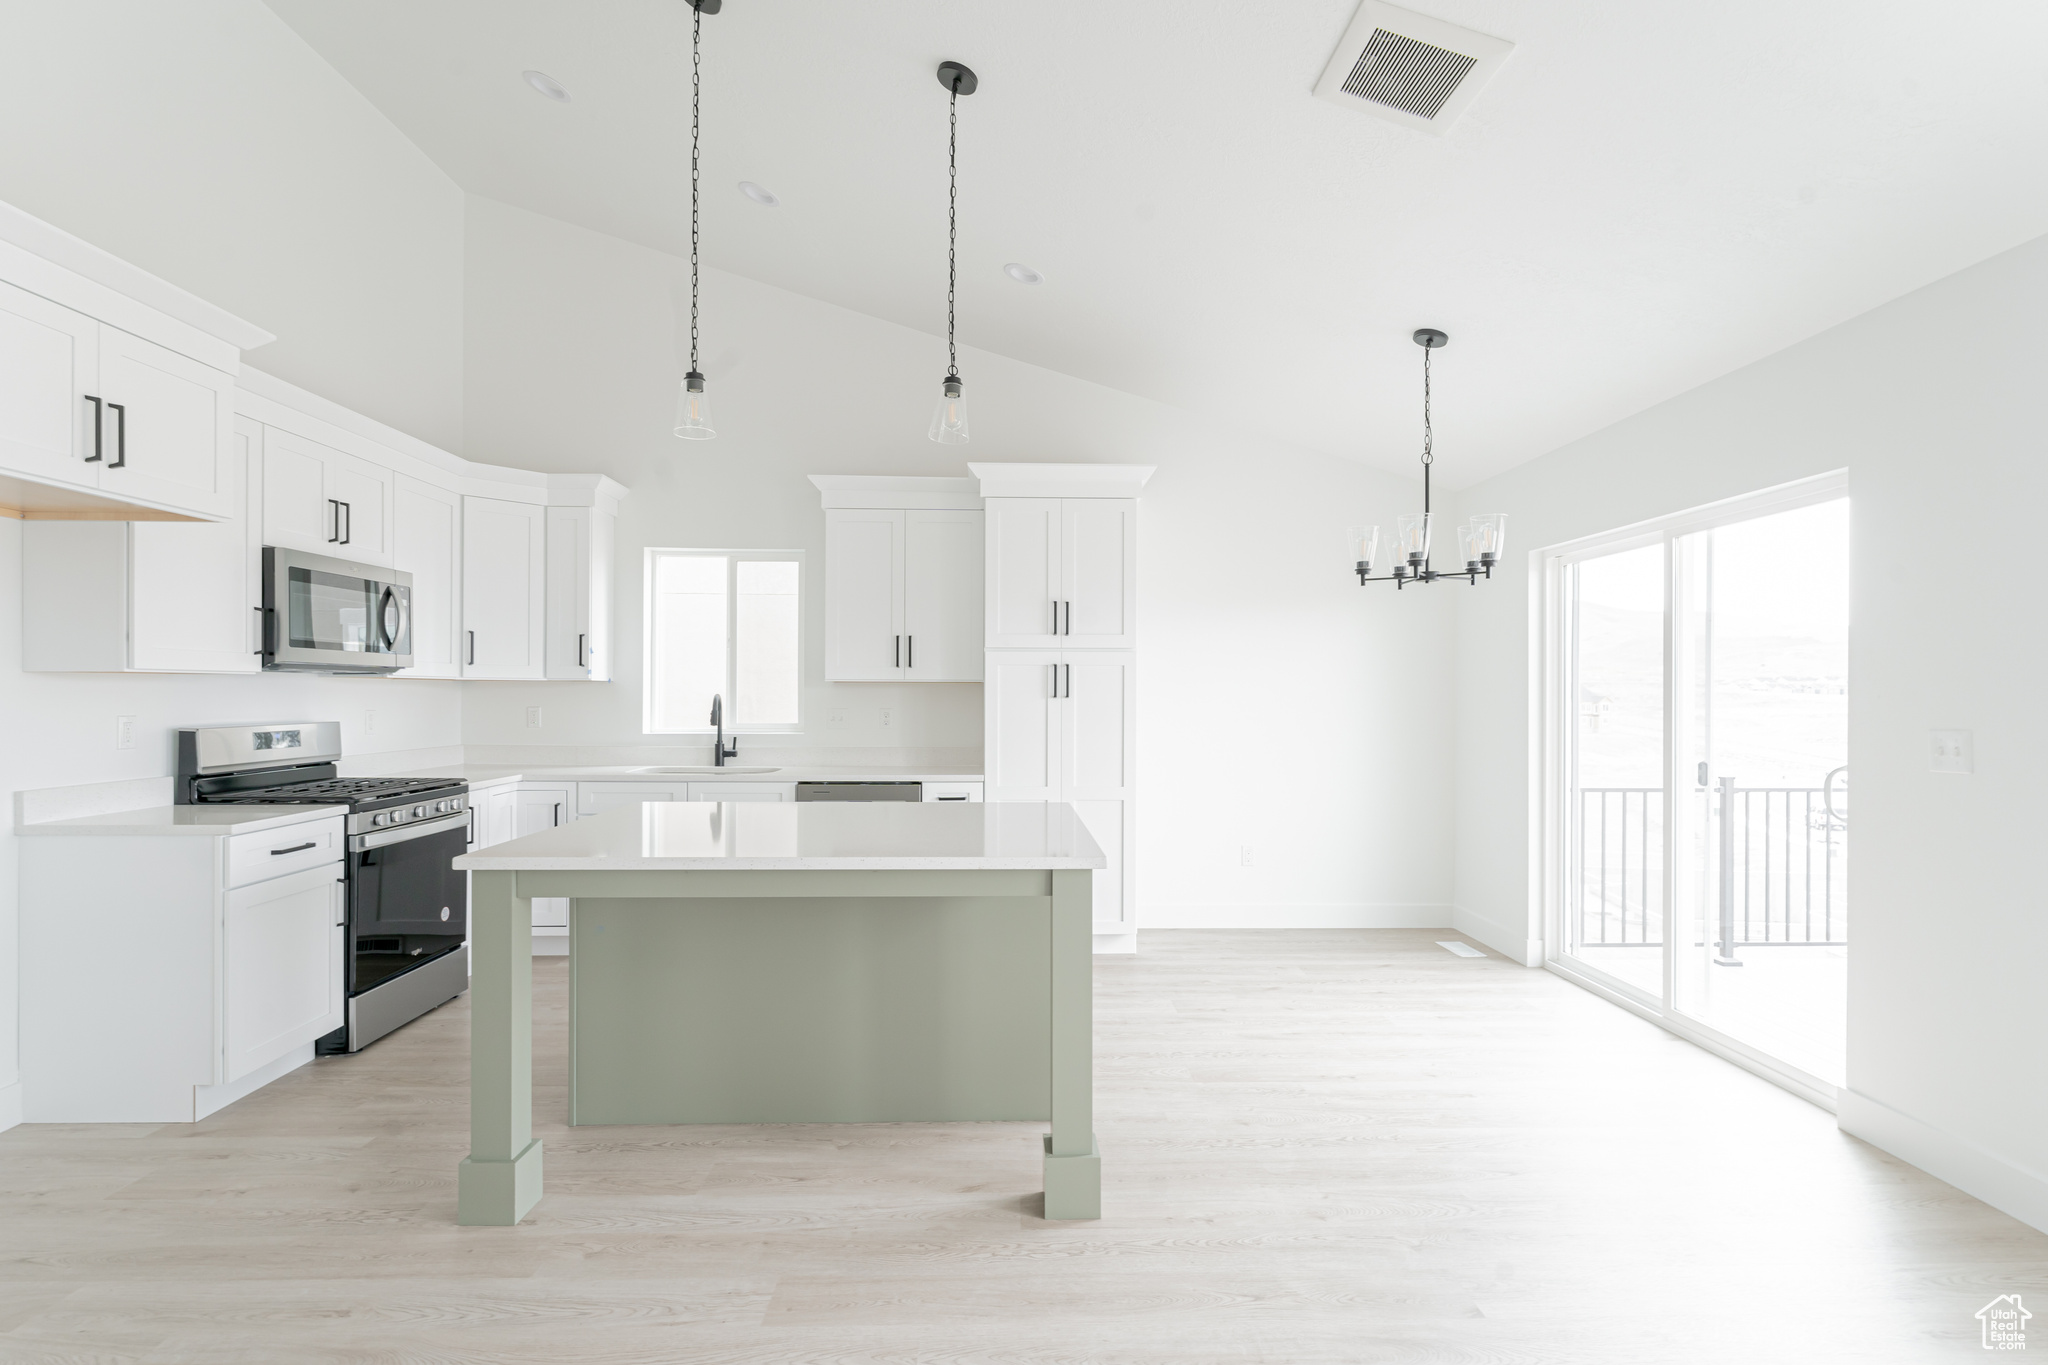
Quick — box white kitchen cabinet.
[0,280,238,522]
[223,864,345,1083]
[823,508,983,681]
[0,278,101,494]
[984,497,1135,649]
[545,503,614,681]
[94,326,237,521]
[260,427,393,566]
[577,781,690,816]
[19,813,342,1123]
[483,785,518,848]
[986,649,1135,931]
[686,782,793,801]
[392,474,462,678]
[515,785,575,929]
[20,415,262,673]
[462,497,546,679]
[921,783,984,802]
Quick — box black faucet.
[709,693,738,767]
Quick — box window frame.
[642,547,805,736]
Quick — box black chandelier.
[1349,329,1505,589]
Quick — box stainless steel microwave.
[261,547,413,675]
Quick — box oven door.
[347,818,467,994]
[263,546,413,674]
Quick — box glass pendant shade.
[1347,524,1380,573]
[1470,512,1507,560]
[1458,523,1477,568]
[674,371,714,440]
[1396,512,1432,563]
[928,376,970,444]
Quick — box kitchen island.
[451,799,1105,1226]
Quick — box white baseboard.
[1142,903,1452,929]
[1452,903,1541,967]
[0,1080,20,1134]
[533,931,570,956]
[1838,1088,2048,1236]
[1093,932,1136,955]
[193,1045,312,1121]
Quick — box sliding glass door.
[1548,480,1849,1097]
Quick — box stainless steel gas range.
[176,722,469,1053]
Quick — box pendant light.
[1347,329,1507,589]
[928,60,977,444]
[673,0,720,440]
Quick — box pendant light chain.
[689,2,702,373]
[946,77,959,379]
[1421,342,1433,467]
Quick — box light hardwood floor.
[0,929,2039,1363]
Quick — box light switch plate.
[1931,729,1973,774]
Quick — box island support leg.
[1043,868,1100,1219]
[458,870,543,1225]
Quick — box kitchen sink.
[634,766,782,775]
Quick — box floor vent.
[1314,1,1514,134]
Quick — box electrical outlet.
[525,705,543,730]
[825,709,849,730]
[1240,845,1254,867]
[879,708,893,729]
[115,716,136,751]
[1931,729,1973,774]
[363,708,376,734]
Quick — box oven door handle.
[349,809,470,852]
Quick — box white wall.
[0,1,466,450]
[0,1,470,1127]
[462,195,1457,927]
[1452,231,2048,1231]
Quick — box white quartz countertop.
[390,765,984,792]
[454,800,1103,871]
[16,803,350,838]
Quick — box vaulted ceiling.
[265,0,2048,484]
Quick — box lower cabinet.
[516,785,574,929]
[687,782,792,801]
[578,781,690,816]
[223,865,345,1083]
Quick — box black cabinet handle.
[1050,663,1059,698]
[466,630,475,666]
[270,841,317,856]
[553,802,562,827]
[1063,663,1071,697]
[328,499,340,543]
[938,795,967,801]
[83,395,103,461]
[106,402,126,469]
[1062,600,1070,635]
[578,633,587,668]
[894,635,901,668]
[339,501,352,545]
[907,635,913,669]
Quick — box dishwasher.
[794,782,923,802]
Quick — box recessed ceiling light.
[1003,262,1044,285]
[522,70,570,102]
[738,181,779,207]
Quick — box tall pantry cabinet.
[972,464,1153,950]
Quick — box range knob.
[412,805,427,819]
[372,812,389,827]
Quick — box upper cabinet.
[0,203,269,523]
[812,476,984,683]
[392,474,462,679]
[544,482,622,682]
[983,496,1137,649]
[462,496,546,680]
[260,428,393,567]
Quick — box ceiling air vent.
[1313,1,1514,135]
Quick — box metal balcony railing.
[1575,784,1847,950]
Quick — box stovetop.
[198,776,464,808]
